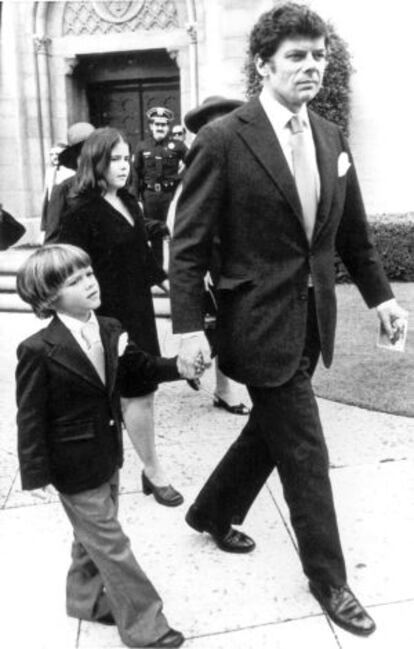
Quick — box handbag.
[0,206,26,250]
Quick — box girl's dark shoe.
[213,396,250,415]
[141,471,184,507]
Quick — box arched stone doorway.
[35,0,198,155]
[76,49,181,151]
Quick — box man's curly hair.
[249,2,329,62]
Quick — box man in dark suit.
[43,122,95,243]
[169,2,407,638]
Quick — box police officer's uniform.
[134,107,187,269]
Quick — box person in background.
[57,127,184,508]
[15,243,186,648]
[134,108,187,270]
[44,122,95,243]
[169,2,408,637]
[40,142,73,236]
[174,96,250,415]
[171,124,187,145]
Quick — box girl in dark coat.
[57,127,183,507]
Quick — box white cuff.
[376,298,397,312]
[180,331,204,339]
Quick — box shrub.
[336,214,414,282]
[309,26,352,135]
[244,19,353,134]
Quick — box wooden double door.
[88,78,181,151]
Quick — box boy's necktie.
[81,321,106,385]
[289,114,318,242]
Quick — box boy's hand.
[177,352,205,379]
[177,333,212,379]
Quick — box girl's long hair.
[71,127,130,197]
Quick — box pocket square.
[338,152,351,177]
[117,332,129,356]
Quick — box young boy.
[15,244,188,648]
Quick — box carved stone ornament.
[33,35,52,54]
[63,56,79,75]
[185,21,197,44]
[63,0,179,35]
[91,1,145,24]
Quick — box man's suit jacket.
[43,175,76,243]
[16,316,179,494]
[170,98,393,387]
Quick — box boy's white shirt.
[58,311,129,356]
[58,310,100,353]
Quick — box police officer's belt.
[144,181,176,193]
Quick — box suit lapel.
[309,111,338,243]
[44,317,105,391]
[236,99,304,228]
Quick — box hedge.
[336,214,414,282]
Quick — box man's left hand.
[376,298,408,341]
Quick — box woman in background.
[58,127,183,507]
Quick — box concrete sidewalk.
[0,313,413,649]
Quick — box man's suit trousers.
[192,291,347,587]
[59,472,170,647]
[143,189,173,269]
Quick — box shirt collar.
[58,310,98,335]
[259,87,310,130]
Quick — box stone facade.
[0,0,413,242]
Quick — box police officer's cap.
[146,106,174,122]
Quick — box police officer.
[134,107,187,269]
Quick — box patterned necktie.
[289,114,318,242]
[81,321,106,385]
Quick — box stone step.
[0,248,171,317]
[0,247,34,274]
[0,275,16,292]
[0,291,171,317]
[153,296,171,318]
[0,292,31,312]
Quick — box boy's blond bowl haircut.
[16,244,91,319]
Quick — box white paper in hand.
[377,318,408,352]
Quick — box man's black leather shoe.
[185,505,255,554]
[309,581,376,636]
[145,628,184,647]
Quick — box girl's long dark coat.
[58,188,165,355]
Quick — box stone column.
[33,35,54,173]
[0,0,44,238]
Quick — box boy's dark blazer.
[16,315,179,494]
